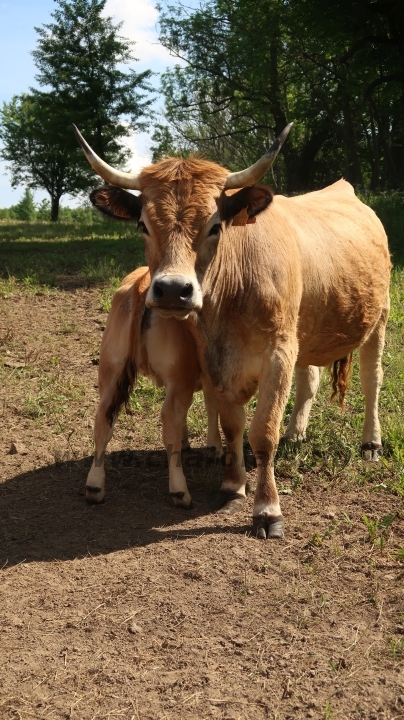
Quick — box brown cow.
[86,266,222,508]
[74,123,391,539]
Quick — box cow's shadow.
[0,448,254,568]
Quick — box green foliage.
[0,200,105,224]
[32,0,153,146]
[158,0,404,192]
[0,90,102,221]
[36,199,51,221]
[12,189,37,221]
[389,636,404,661]
[362,514,395,549]
[0,0,153,220]
[362,192,404,260]
[150,124,190,162]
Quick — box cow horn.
[72,124,141,190]
[224,123,293,189]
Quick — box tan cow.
[86,266,222,508]
[74,123,391,539]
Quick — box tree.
[150,123,191,162]
[157,0,404,191]
[0,0,153,219]
[13,188,37,221]
[1,92,99,220]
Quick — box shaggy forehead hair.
[138,157,229,240]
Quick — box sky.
[0,0,189,208]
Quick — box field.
[0,210,403,720]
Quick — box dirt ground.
[1,287,403,720]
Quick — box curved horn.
[72,124,141,190]
[224,123,293,189]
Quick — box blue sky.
[0,0,185,208]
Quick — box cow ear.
[222,185,273,227]
[90,187,142,221]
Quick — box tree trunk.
[293,127,330,191]
[368,105,380,191]
[267,17,299,193]
[51,195,60,222]
[342,94,364,188]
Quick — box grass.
[0,218,145,296]
[22,372,87,420]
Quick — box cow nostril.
[152,277,195,306]
[154,283,165,299]
[180,283,193,299]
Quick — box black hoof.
[252,515,285,539]
[211,491,246,515]
[169,491,193,509]
[85,485,103,504]
[361,442,383,461]
[279,435,303,446]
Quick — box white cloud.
[121,130,152,174]
[104,0,178,72]
[103,2,184,175]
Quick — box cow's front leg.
[282,365,322,441]
[211,402,247,514]
[249,343,297,539]
[161,384,194,508]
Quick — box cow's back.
[268,180,390,366]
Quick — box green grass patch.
[0,219,145,295]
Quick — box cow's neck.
[188,229,274,394]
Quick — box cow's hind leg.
[360,308,389,461]
[86,359,133,502]
[86,402,114,503]
[181,423,190,451]
[162,383,195,508]
[282,365,322,441]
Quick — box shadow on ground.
[0,448,254,568]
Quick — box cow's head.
[73,123,292,319]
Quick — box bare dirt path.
[1,289,403,720]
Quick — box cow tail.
[329,353,353,408]
[106,357,138,427]
[105,268,151,426]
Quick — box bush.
[360,191,404,260]
[0,197,103,224]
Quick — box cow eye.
[138,220,149,236]
[208,223,221,237]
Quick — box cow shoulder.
[90,187,142,221]
[221,185,274,226]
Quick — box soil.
[1,288,403,720]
